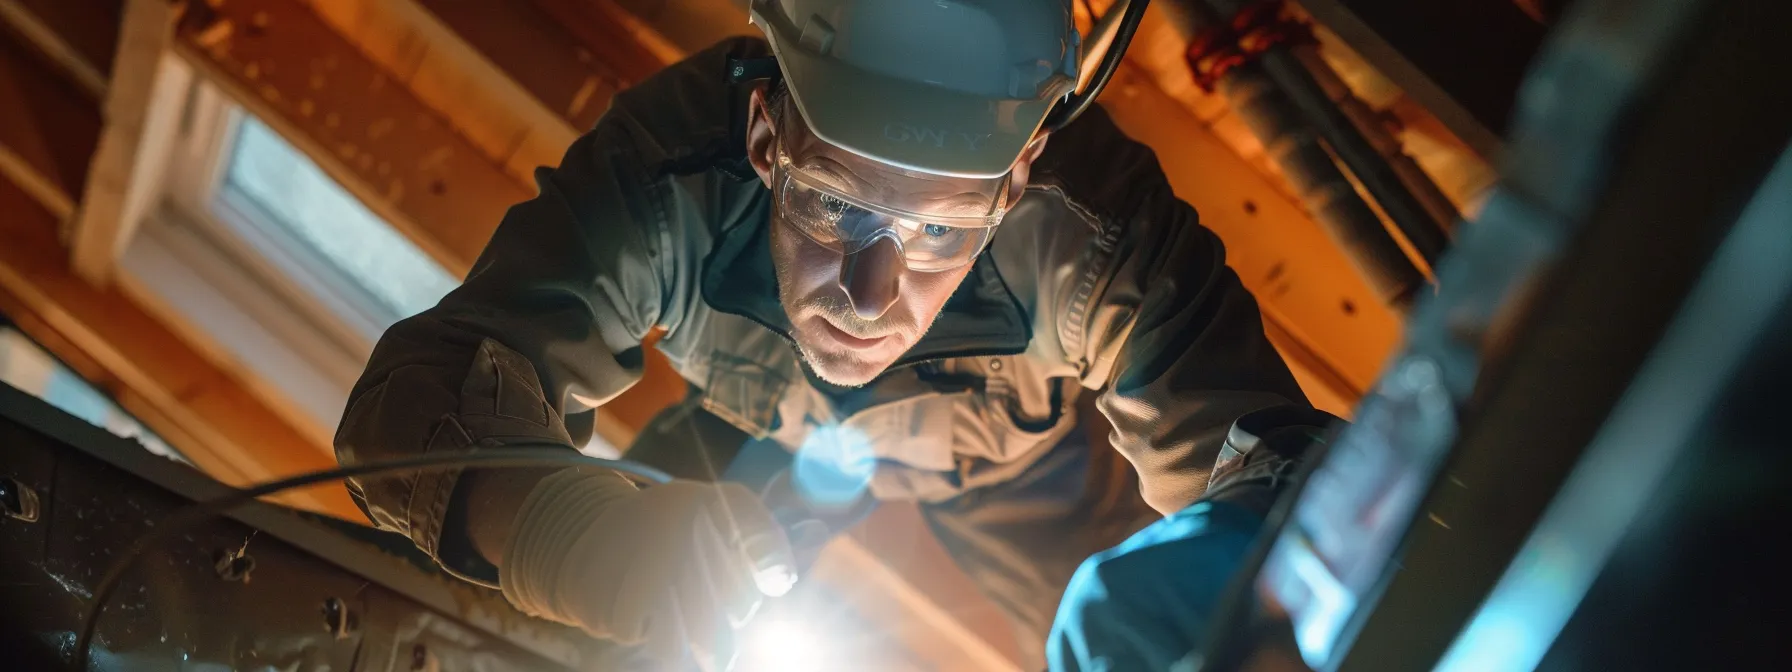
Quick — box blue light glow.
[792,424,876,505]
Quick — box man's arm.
[333,119,671,584]
[1031,106,1315,515]
[1090,197,1312,513]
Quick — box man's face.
[745,87,1046,387]
[768,211,970,386]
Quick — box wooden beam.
[171,0,531,275]
[67,0,183,285]
[408,0,627,132]
[304,0,574,184]
[596,0,756,57]
[0,0,114,98]
[528,0,677,80]
[0,29,99,217]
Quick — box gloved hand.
[498,469,797,668]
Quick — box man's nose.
[838,236,903,320]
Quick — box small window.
[218,117,457,322]
[0,327,184,462]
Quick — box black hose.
[1046,0,1154,132]
[70,448,672,671]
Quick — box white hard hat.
[749,0,1081,179]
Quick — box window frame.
[115,73,461,436]
[160,82,416,351]
[111,62,620,457]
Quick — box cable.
[70,447,673,671]
[1044,0,1153,132]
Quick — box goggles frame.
[771,135,1008,272]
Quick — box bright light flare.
[735,619,832,672]
[793,424,876,505]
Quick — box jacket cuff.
[1204,406,1341,515]
[410,339,581,587]
[399,414,502,587]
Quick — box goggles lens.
[774,144,1004,272]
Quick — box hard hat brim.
[774,45,1061,180]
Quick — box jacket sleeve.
[332,120,676,581]
[1041,108,1314,515]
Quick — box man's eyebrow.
[802,160,998,216]
[800,157,877,195]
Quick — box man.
[335,0,1327,667]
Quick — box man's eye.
[818,193,850,222]
[922,224,952,237]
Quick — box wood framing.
[408,0,629,132]
[0,30,99,218]
[0,0,114,98]
[67,0,184,285]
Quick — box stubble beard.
[776,270,938,389]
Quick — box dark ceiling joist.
[0,0,117,97]
[0,25,101,215]
[412,0,611,131]
[1298,0,1544,159]
[172,0,532,273]
[528,0,670,83]
[408,0,667,132]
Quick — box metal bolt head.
[322,597,359,639]
[0,477,40,523]
[410,643,436,671]
[213,549,256,582]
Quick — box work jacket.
[334,38,1310,584]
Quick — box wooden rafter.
[67,0,183,285]
[0,0,113,98]
[0,29,97,217]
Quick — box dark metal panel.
[1333,0,1792,667]
[0,382,617,670]
[1203,0,1792,670]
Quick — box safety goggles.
[772,111,1014,272]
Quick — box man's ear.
[1005,132,1051,204]
[745,86,779,188]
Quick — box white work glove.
[499,469,798,668]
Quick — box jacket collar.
[701,199,1033,367]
